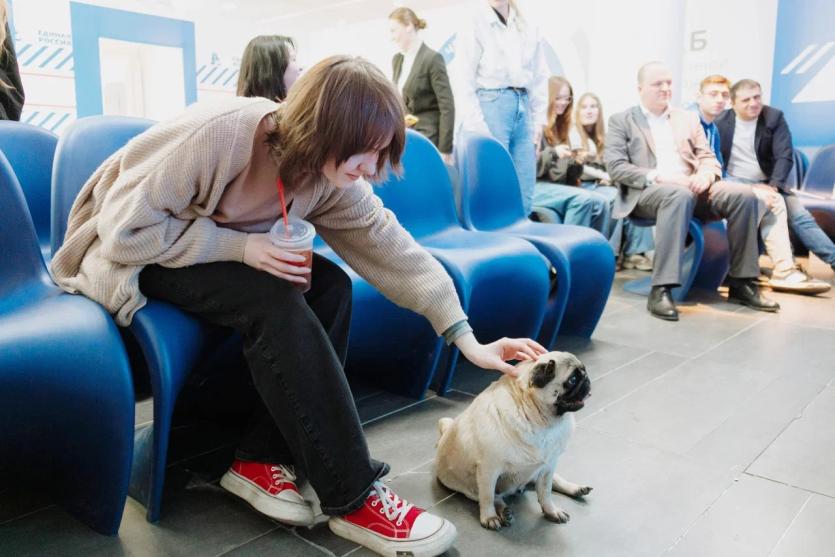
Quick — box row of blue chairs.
[0,119,614,534]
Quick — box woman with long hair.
[51,55,544,557]
[236,35,302,102]
[389,7,455,163]
[455,0,548,215]
[0,0,24,121]
[532,77,611,232]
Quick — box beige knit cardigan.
[50,96,466,334]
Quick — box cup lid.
[269,216,315,246]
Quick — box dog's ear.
[529,359,556,389]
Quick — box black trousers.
[138,254,388,515]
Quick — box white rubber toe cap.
[409,511,446,540]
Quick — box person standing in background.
[389,7,455,163]
[236,35,302,102]
[455,0,548,216]
[0,0,24,121]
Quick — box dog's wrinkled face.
[523,351,590,416]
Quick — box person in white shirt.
[697,76,829,294]
[454,0,548,216]
[389,7,455,162]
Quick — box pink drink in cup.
[269,216,316,293]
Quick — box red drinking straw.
[276,177,290,238]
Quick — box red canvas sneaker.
[329,481,457,557]
[220,460,314,526]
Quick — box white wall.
[12,0,780,134]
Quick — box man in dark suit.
[716,79,835,273]
[605,62,778,321]
[392,42,455,161]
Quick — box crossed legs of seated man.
[749,186,830,294]
[630,181,779,320]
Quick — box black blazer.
[0,24,25,121]
[392,43,454,154]
[715,105,793,190]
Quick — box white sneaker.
[329,481,457,557]
[621,253,653,271]
[768,270,831,295]
[220,460,314,526]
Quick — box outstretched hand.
[455,333,547,377]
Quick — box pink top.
[212,115,283,233]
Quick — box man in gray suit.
[604,62,779,320]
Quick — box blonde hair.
[389,7,426,30]
[574,92,605,157]
[267,56,406,190]
[0,0,7,53]
[543,76,573,147]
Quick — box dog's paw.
[481,515,504,530]
[543,507,570,524]
[572,485,593,498]
[500,506,514,526]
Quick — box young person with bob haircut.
[51,55,545,557]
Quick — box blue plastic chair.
[786,149,809,191]
[0,121,58,259]
[797,145,835,241]
[622,217,729,300]
[372,130,550,395]
[455,132,615,343]
[0,150,135,535]
[51,116,236,523]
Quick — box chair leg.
[692,220,730,292]
[623,219,704,302]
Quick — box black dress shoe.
[648,285,678,321]
[728,278,780,312]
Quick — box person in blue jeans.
[455,0,547,215]
[716,79,835,273]
[533,80,654,268]
[533,77,609,230]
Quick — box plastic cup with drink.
[269,215,315,293]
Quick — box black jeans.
[138,254,389,515]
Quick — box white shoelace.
[270,465,296,486]
[368,481,413,526]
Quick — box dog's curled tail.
[437,417,454,446]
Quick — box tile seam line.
[766,493,813,557]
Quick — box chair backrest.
[51,116,155,254]
[802,144,835,197]
[786,148,809,190]
[0,151,50,306]
[375,130,461,238]
[795,149,809,180]
[0,122,58,254]
[455,132,526,231]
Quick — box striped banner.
[20,109,76,134]
[15,41,74,72]
[196,62,239,91]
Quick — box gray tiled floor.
[1,257,833,557]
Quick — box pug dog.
[435,351,592,530]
